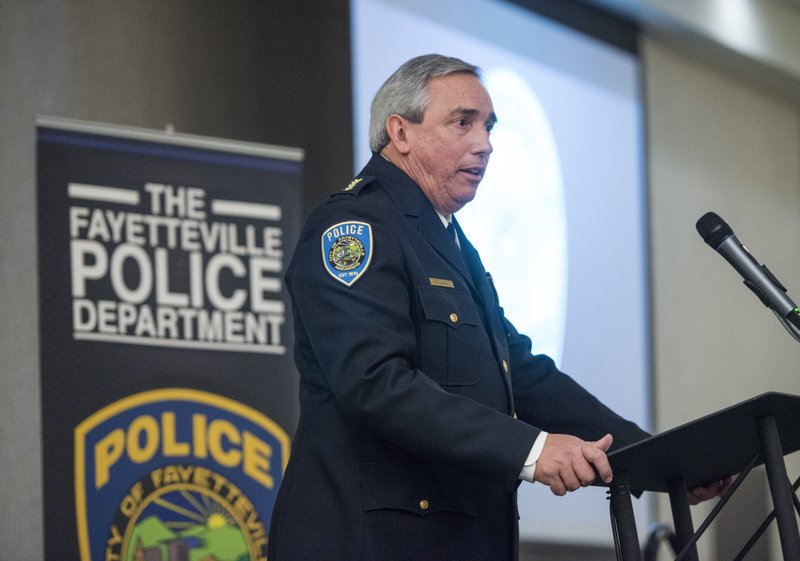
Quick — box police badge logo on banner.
[74,389,290,561]
[321,221,373,286]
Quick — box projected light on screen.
[457,67,567,364]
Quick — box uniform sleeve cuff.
[519,431,548,483]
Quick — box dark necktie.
[446,221,459,248]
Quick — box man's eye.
[455,118,468,127]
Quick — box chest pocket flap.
[418,286,480,328]
[416,286,485,386]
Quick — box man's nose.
[473,128,493,157]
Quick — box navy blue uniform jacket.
[268,153,648,561]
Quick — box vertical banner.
[36,117,302,561]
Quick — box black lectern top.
[607,392,800,492]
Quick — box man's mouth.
[460,167,485,179]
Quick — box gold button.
[419,499,429,510]
[449,313,458,323]
[502,360,508,373]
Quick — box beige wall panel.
[644,34,800,559]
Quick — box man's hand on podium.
[688,475,737,505]
[534,433,614,496]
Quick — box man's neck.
[379,148,452,222]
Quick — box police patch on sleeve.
[321,221,373,286]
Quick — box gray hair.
[368,54,481,153]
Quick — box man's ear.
[385,115,411,155]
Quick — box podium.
[606,392,800,561]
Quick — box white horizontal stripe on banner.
[212,199,282,221]
[68,183,140,205]
[73,332,286,354]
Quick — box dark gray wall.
[0,2,351,559]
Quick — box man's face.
[401,73,496,215]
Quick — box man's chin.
[449,192,479,214]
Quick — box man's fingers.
[581,436,613,483]
[573,459,597,486]
[535,433,616,493]
[548,477,567,496]
[594,433,613,452]
[720,475,736,495]
[560,469,582,493]
[688,475,738,505]
[688,486,716,505]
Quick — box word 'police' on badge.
[321,221,373,286]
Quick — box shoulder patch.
[331,176,376,198]
[321,221,373,286]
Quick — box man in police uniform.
[268,54,662,560]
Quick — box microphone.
[696,211,800,330]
